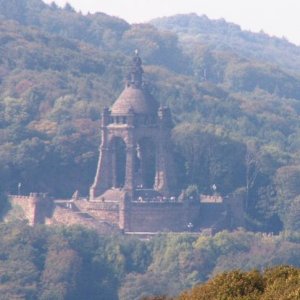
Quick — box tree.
[40,236,82,300]
[64,2,75,12]
[284,196,300,231]
[176,266,300,300]
[245,141,262,211]
[178,270,264,300]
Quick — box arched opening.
[110,137,126,188]
[136,138,156,189]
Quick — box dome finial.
[127,50,143,88]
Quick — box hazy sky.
[43,0,300,45]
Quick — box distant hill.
[0,0,129,49]
[151,13,300,75]
[0,0,185,72]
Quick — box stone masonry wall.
[74,200,120,226]
[126,202,201,232]
[9,194,231,233]
[46,206,92,226]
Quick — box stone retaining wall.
[74,200,120,225]
[126,202,201,232]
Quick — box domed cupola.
[111,51,158,116]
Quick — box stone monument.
[90,51,176,201]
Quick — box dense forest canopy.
[151,13,300,75]
[0,0,300,233]
[0,223,300,299]
[170,265,300,300]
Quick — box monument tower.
[90,51,176,201]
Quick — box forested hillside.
[157,266,300,300]
[1,223,300,300]
[151,13,300,75]
[1,0,300,233]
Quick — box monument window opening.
[111,137,126,188]
[136,138,156,189]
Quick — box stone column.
[89,144,112,200]
[89,125,113,199]
[89,108,113,200]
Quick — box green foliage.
[151,13,300,75]
[120,230,300,299]
[284,196,300,231]
[274,165,300,229]
[173,123,246,194]
[121,24,186,72]
[0,18,124,196]
[262,266,300,300]
[141,297,173,300]
[179,270,264,300]
[0,223,120,299]
[0,223,299,299]
[176,266,300,300]
[0,189,9,219]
